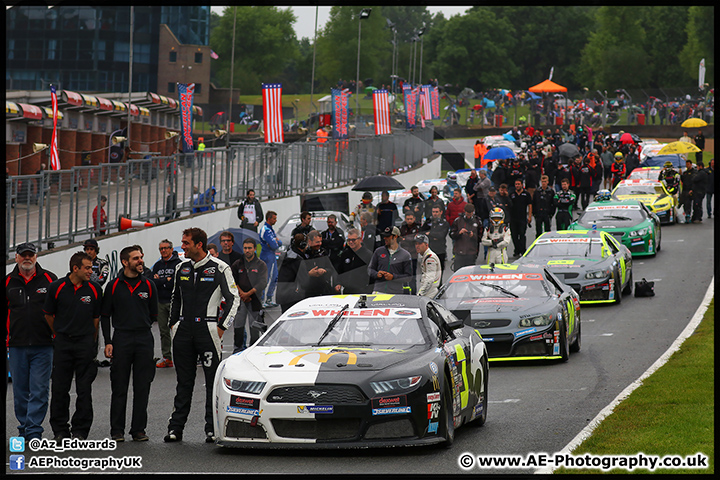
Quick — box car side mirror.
[446,319,465,331]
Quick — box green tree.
[314,6,391,93]
[576,7,651,89]
[679,6,714,86]
[426,7,519,91]
[209,6,297,94]
[638,6,690,87]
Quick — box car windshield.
[579,207,646,224]
[525,238,603,258]
[257,310,430,347]
[627,170,659,180]
[441,273,551,298]
[615,184,664,196]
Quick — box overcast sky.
[211,6,471,40]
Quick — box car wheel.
[613,269,622,304]
[656,229,662,252]
[623,270,633,295]
[442,378,455,447]
[570,317,581,353]
[470,357,489,427]
[560,319,570,362]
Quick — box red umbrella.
[620,132,635,144]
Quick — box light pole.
[355,8,372,120]
[226,6,237,149]
[310,6,318,114]
[417,27,425,86]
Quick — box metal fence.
[6,126,434,258]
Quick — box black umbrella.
[558,143,580,158]
[352,175,405,192]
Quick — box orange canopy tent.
[529,79,568,93]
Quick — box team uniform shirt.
[321,227,345,264]
[43,275,102,336]
[100,272,158,344]
[6,263,58,347]
[510,188,532,223]
[170,253,240,331]
[351,202,376,223]
[231,255,268,312]
[533,186,557,217]
[423,196,446,221]
[376,201,398,232]
[553,189,576,217]
[152,251,182,304]
[336,245,373,294]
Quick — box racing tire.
[441,378,455,448]
[469,357,489,427]
[570,317,581,353]
[613,269,622,305]
[622,271,633,295]
[560,320,570,362]
[656,229,662,252]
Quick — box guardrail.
[6,126,434,259]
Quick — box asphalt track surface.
[6,138,715,474]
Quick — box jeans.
[156,302,172,360]
[706,192,714,216]
[260,253,278,304]
[9,346,53,439]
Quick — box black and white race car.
[436,264,581,362]
[213,294,489,448]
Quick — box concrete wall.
[8,156,442,277]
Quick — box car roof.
[450,263,548,276]
[617,179,662,186]
[586,199,644,208]
[536,229,606,239]
[282,294,429,319]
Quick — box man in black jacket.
[368,226,413,294]
[421,205,450,275]
[237,189,264,233]
[680,160,695,223]
[509,179,533,257]
[277,234,309,313]
[152,240,182,368]
[230,238,268,353]
[6,243,58,440]
[101,245,158,442]
[321,214,345,269]
[297,230,338,298]
[334,228,373,294]
[691,162,707,223]
[532,175,556,238]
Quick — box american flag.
[373,89,391,135]
[262,83,284,144]
[431,86,440,119]
[50,85,60,170]
[420,85,432,120]
[412,86,424,128]
[210,50,219,60]
[403,84,416,128]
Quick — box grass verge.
[556,299,714,474]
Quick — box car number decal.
[453,344,469,409]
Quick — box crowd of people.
[7,127,713,445]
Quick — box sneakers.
[164,430,182,443]
[132,431,149,442]
[54,432,70,443]
[111,433,125,442]
[205,431,215,443]
[71,432,86,440]
[156,358,174,368]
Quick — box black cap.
[381,226,401,237]
[83,239,99,249]
[16,242,37,255]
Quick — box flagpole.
[310,5,318,114]
[226,7,237,149]
[127,6,134,155]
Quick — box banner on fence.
[262,83,284,144]
[403,84,416,129]
[331,88,349,140]
[373,89,391,135]
[177,83,195,153]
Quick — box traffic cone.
[119,216,153,231]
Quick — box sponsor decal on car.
[230,395,260,409]
[450,273,542,283]
[471,403,484,421]
[307,308,421,318]
[371,395,407,409]
[297,405,334,414]
[372,406,412,415]
[483,337,495,342]
[428,421,439,433]
[226,406,259,416]
[429,362,439,374]
[427,402,441,420]
[513,327,537,338]
[287,311,308,317]
[289,350,358,365]
[427,392,441,403]
[529,334,543,341]
[431,375,440,390]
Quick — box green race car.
[568,199,661,257]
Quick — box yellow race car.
[612,179,677,225]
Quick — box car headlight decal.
[585,269,609,279]
[370,375,422,395]
[518,314,552,327]
[629,227,649,237]
[223,378,266,394]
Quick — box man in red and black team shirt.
[100,245,158,442]
[6,242,58,440]
[43,251,102,442]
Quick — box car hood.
[225,345,427,374]
[615,194,658,204]
[440,296,553,318]
[519,257,601,270]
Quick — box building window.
[169,51,177,62]
[194,52,202,63]
[194,83,202,94]
[168,82,175,93]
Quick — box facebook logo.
[9,436,25,452]
[9,455,25,470]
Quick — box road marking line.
[536,276,714,474]
[489,399,521,404]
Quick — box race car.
[612,179,677,225]
[213,294,489,448]
[626,166,662,181]
[436,263,581,362]
[515,230,633,305]
[569,199,661,256]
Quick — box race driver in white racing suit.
[481,207,511,265]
